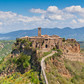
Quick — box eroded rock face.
[61,40,80,54]
[61,40,84,62]
[12,37,81,63]
[45,57,71,78]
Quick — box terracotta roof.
[41,35,49,38]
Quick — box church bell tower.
[38,27,41,37]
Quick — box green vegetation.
[45,49,62,63]
[0,39,43,84]
[64,60,84,84]
[62,38,66,42]
[12,38,32,51]
[0,40,15,60]
[79,41,84,53]
[53,49,62,56]
[0,52,42,84]
[38,50,52,62]
[0,52,31,74]
[79,41,84,48]
[45,52,84,84]
[0,39,84,84]
[0,70,40,84]
[42,51,52,57]
[52,47,57,50]
[15,53,31,69]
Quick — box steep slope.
[45,53,84,84]
[0,36,84,84]
[0,54,41,84]
[41,51,56,84]
[0,39,43,84]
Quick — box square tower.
[38,27,41,37]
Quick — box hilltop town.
[16,27,83,62]
[0,27,84,84]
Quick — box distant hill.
[0,27,84,41]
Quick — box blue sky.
[0,0,84,16]
[0,0,84,33]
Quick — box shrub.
[57,49,62,55]
[52,47,57,50]
[13,38,32,51]
[43,51,52,57]
[0,57,4,64]
[62,38,66,42]
[16,53,31,68]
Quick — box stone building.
[21,27,63,52]
[16,27,83,62]
[20,27,80,54]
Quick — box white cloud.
[0,22,3,25]
[0,11,17,19]
[30,8,46,13]
[47,6,58,13]
[0,5,84,33]
[78,19,84,23]
[46,6,76,21]
[46,14,63,20]
[0,11,42,26]
[64,6,84,13]
[17,15,42,22]
[72,19,77,24]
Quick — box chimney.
[38,27,41,37]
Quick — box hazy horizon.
[0,0,84,33]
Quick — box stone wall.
[19,35,82,62]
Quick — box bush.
[62,38,66,42]
[43,51,52,57]
[52,47,57,50]
[13,38,32,51]
[57,49,62,55]
[0,57,4,64]
[16,53,31,68]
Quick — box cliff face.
[0,36,81,77]
[0,38,41,77]
[11,38,41,71]
[60,39,84,62]
[61,39,80,54]
[0,36,83,84]
[11,38,81,63]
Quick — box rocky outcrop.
[61,39,80,54]
[11,38,41,71]
[60,39,84,62]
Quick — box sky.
[0,0,84,33]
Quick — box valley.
[0,40,15,61]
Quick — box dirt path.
[41,51,56,84]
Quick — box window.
[45,44,48,48]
